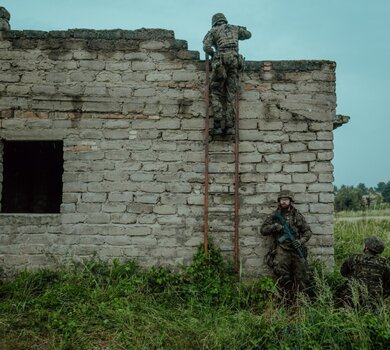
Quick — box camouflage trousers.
[210,53,239,129]
[335,280,384,309]
[272,245,310,296]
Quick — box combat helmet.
[364,236,385,254]
[277,190,294,202]
[212,13,228,27]
[0,7,11,21]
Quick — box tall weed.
[0,221,389,349]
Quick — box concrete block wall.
[0,18,336,275]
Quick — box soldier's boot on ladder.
[212,119,224,135]
[225,121,234,135]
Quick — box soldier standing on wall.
[203,13,251,135]
[336,236,390,309]
[261,190,313,302]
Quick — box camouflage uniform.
[337,236,390,308]
[261,191,312,297]
[203,13,251,134]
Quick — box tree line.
[334,181,390,211]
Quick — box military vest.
[351,254,387,285]
[215,24,239,50]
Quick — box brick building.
[0,8,338,275]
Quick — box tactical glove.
[291,240,302,250]
[272,222,283,233]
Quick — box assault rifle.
[273,211,306,260]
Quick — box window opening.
[1,140,63,213]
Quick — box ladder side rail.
[234,91,240,273]
[204,54,210,254]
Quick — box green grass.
[1,222,390,349]
[334,219,390,267]
[336,208,390,218]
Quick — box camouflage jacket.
[203,24,251,57]
[341,252,390,297]
[260,206,312,251]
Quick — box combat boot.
[225,119,234,135]
[225,127,234,135]
[211,120,223,135]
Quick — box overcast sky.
[2,0,390,188]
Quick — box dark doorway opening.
[1,141,63,213]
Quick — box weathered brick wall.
[0,20,336,275]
